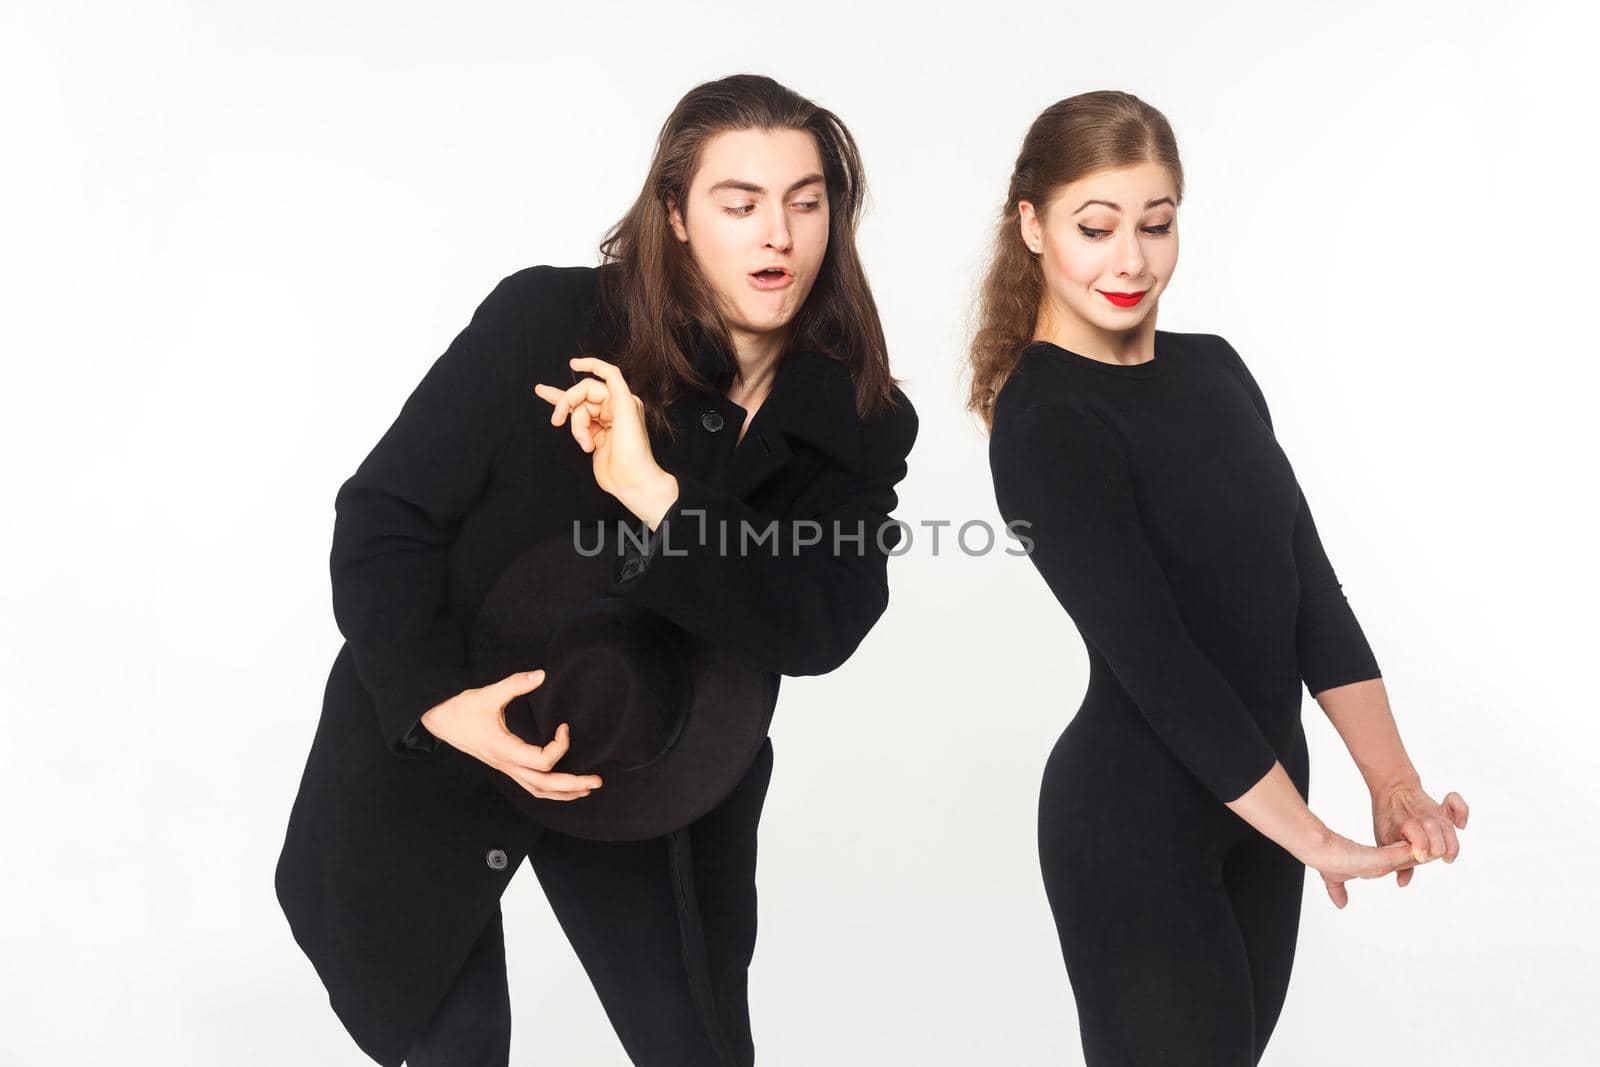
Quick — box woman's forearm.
[1225,762,1333,864]
[1313,677,1421,796]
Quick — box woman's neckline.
[1024,333,1166,379]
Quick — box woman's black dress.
[988,332,1380,1065]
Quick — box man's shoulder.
[498,263,602,312]
[480,264,606,381]
[858,382,919,466]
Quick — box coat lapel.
[672,333,864,499]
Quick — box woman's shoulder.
[991,345,1094,423]
[987,351,1127,471]
[1159,327,1248,375]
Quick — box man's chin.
[728,311,797,344]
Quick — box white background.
[3,1,1594,1064]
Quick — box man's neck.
[726,328,785,413]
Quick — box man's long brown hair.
[586,74,900,440]
[963,90,1184,432]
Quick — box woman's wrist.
[1291,811,1337,866]
[1369,771,1425,807]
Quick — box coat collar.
[679,331,865,492]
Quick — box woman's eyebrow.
[1072,196,1176,214]
[705,173,825,196]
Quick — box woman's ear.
[1017,200,1041,254]
[666,195,689,244]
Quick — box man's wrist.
[620,468,680,531]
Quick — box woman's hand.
[418,669,603,801]
[1372,781,1469,887]
[534,356,679,528]
[1304,829,1425,909]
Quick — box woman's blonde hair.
[964,90,1184,432]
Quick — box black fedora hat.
[465,523,777,842]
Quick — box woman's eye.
[724,204,756,217]
[792,200,822,211]
[1077,223,1173,239]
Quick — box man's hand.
[534,356,680,529]
[419,669,602,801]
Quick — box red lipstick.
[1099,289,1147,308]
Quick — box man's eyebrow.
[1072,196,1176,214]
[705,173,826,196]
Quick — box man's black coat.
[274,263,918,1065]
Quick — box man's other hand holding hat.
[420,671,605,801]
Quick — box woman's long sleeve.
[329,271,531,757]
[1213,337,1383,697]
[989,401,1279,804]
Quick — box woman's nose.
[1117,230,1145,276]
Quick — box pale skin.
[1019,161,1469,907]
[421,126,831,803]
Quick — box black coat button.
[700,410,725,432]
[485,848,508,871]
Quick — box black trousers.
[1040,707,1310,1066]
[407,737,775,1067]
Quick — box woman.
[972,91,1468,1065]
[275,73,917,1067]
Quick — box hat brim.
[466,524,777,842]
